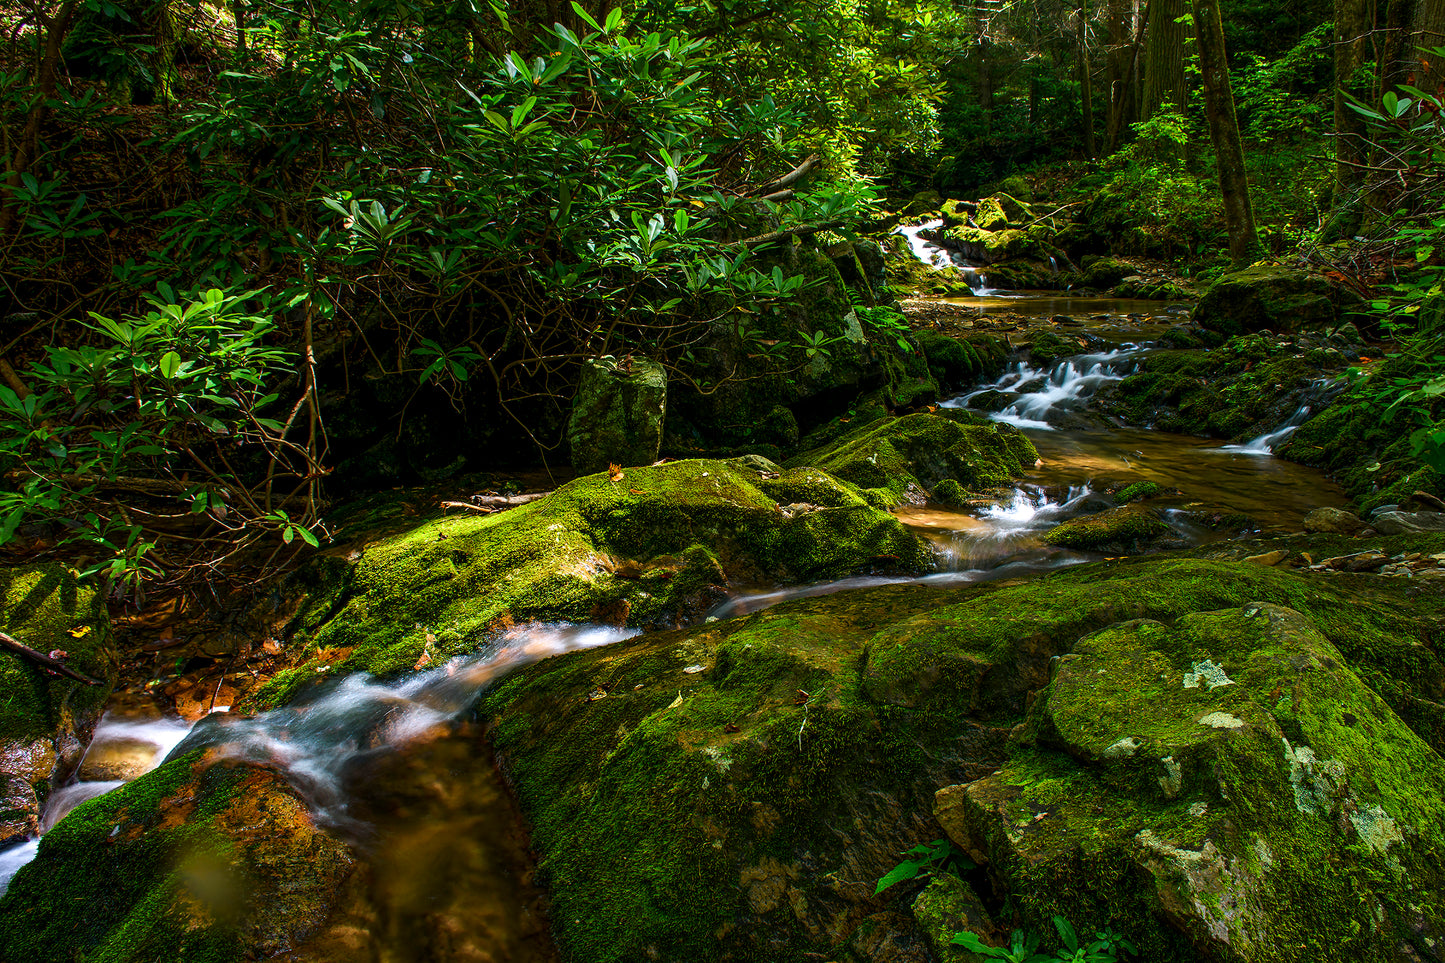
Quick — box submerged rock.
[250,458,931,706]
[946,602,1445,962]
[0,566,115,846]
[0,755,357,962]
[568,358,668,474]
[787,412,1039,506]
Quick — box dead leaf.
[67,625,91,638]
[609,463,625,482]
[724,723,740,733]
[629,488,646,495]
[48,650,68,661]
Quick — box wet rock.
[1113,481,1161,504]
[567,357,668,474]
[0,756,358,962]
[948,603,1445,962]
[481,552,1445,962]
[1243,550,1288,566]
[1303,506,1368,535]
[787,412,1039,507]
[1193,265,1364,335]
[0,565,115,846]
[76,737,166,783]
[1041,504,1170,552]
[1370,510,1445,535]
[247,459,933,707]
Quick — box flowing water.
[0,295,1358,957]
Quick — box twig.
[0,631,103,685]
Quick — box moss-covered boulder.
[1078,256,1136,289]
[478,549,1445,961]
[0,754,357,962]
[568,358,668,473]
[1042,505,1171,552]
[943,602,1445,962]
[250,459,931,706]
[1,565,115,846]
[786,413,1039,506]
[1193,266,1364,335]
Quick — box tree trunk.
[1192,0,1261,265]
[1078,2,1096,156]
[0,1,79,238]
[1329,0,1374,240]
[1106,0,1146,151]
[1382,0,1419,94]
[1415,0,1445,95]
[1141,0,1187,118]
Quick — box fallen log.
[0,630,103,685]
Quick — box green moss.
[787,413,1038,507]
[1041,505,1169,550]
[1193,265,1363,335]
[0,564,115,745]
[479,550,1445,962]
[247,459,931,708]
[964,603,1445,961]
[915,330,983,390]
[1114,482,1161,503]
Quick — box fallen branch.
[723,219,848,249]
[474,492,549,507]
[749,153,822,196]
[0,630,103,685]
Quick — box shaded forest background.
[3,0,1444,592]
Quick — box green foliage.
[873,838,972,894]
[855,304,913,352]
[0,288,316,591]
[952,917,1137,962]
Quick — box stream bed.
[0,294,1358,957]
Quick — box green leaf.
[158,351,182,379]
[872,859,923,894]
[1053,916,1079,954]
[570,1,603,31]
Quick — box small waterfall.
[895,220,951,267]
[894,220,998,295]
[944,347,1141,429]
[1220,378,1342,456]
[0,713,193,895]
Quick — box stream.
[0,287,1354,954]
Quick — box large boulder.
[568,358,668,473]
[1193,265,1365,335]
[941,602,1445,962]
[0,754,358,962]
[0,565,115,846]
[787,412,1039,506]
[478,550,1445,962]
[247,458,932,707]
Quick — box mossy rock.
[940,198,974,228]
[944,603,1445,962]
[1023,330,1086,368]
[248,459,931,707]
[936,226,1049,265]
[787,413,1039,507]
[480,550,1445,961]
[1042,505,1170,551]
[0,754,358,963]
[914,330,986,390]
[973,197,1010,231]
[1114,481,1161,504]
[568,358,668,473]
[1193,266,1364,336]
[1078,256,1135,289]
[0,565,115,845]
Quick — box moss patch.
[248,459,930,707]
[787,413,1039,507]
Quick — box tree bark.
[1329,0,1374,240]
[0,1,79,238]
[1078,1,1097,157]
[1141,0,1187,119]
[1414,0,1445,95]
[1105,0,1145,151]
[1192,0,1261,265]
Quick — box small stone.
[1199,712,1245,729]
[1302,507,1367,536]
[1244,550,1287,566]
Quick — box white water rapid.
[944,346,1142,429]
